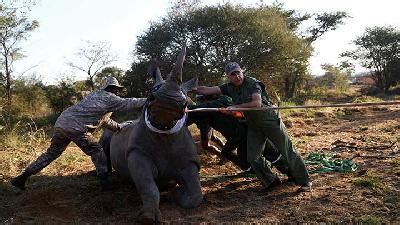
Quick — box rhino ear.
[181,77,198,94]
[167,43,186,84]
[147,59,164,86]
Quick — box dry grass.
[1,89,400,223]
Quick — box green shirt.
[219,76,278,128]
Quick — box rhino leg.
[99,129,114,173]
[172,162,203,208]
[127,151,161,224]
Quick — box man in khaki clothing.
[11,77,146,191]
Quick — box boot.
[260,176,281,193]
[10,171,31,190]
[298,181,312,192]
[98,173,112,192]
[242,167,256,175]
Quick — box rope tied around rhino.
[186,100,400,113]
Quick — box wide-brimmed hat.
[225,62,242,76]
[102,77,124,89]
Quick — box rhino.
[103,44,202,223]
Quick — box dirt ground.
[1,87,399,223]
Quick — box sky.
[12,0,400,84]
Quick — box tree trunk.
[284,74,297,100]
[6,72,11,107]
[5,56,12,108]
[87,78,95,90]
[373,70,389,93]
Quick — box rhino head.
[146,44,197,131]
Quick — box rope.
[305,152,358,174]
[186,100,400,113]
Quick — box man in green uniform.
[194,62,312,192]
[188,95,291,178]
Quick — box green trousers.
[247,118,310,186]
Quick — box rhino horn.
[181,77,198,95]
[167,43,186,84]
[154,67,164,86]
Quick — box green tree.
[386,58,400,87]
[0,2,39,108]
[343,26,400,92]
[44,79,77,114]
[304,12,348,43]
[11,76,49,117]
[123,61,152,98]
[69,66,125,92]
[131,3,347,99]
[67,40,117,90]
[320,64,350,93]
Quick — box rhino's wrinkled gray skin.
[108,44,202,224]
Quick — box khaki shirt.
[55,90,146,132]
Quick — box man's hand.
[190,87,198,93]
[219,107,244,119]
[85,125,97,133]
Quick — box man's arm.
[227,93,262,109]
[107,94,147,112]
[125,97,147,109]
[102,117,121,131]
[194,86,222,96]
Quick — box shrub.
[353,171,390,193]
[352,96,382,103]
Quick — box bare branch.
[67,40,118,89]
